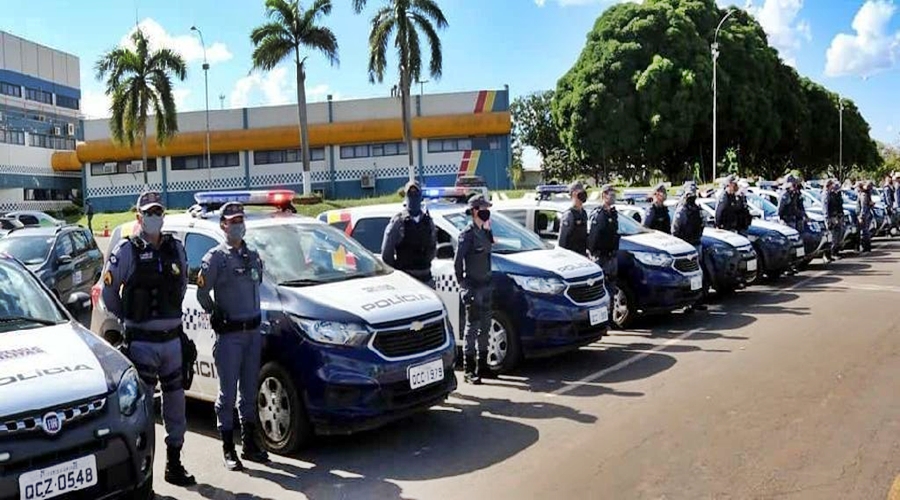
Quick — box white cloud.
[81,89,112,119]
[826,0,900,77]
[747,0,811,63]
[120,18,233,65]
[229,67,294,108]
[535,0,638,7]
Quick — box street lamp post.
[839,94,844,172]
[711,5,749,183]
[190,26,211,186]
[417,79,429,97]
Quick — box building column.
[416,94,424,183]
[161,157,169,205]
[327,95,336,197]
[243,108,251,188]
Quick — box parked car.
[0,253,155,500]
[3,210,65,228]
[745,188,828,266]
[319,186,611,372]
[92,190,457,454]
[0,225,102,312]
[0,217,24,237]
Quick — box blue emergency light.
[422,186,488,202]
[192,190,297,217]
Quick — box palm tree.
[251,0,339,196]
[95,29,187,186]
[354,0,448,182]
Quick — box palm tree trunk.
[296,55,312,196]
[141,120,149,187]
[400,68,415,183]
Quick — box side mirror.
[57,254,73,265]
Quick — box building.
[0,31,82,211]
[53,88,513,211]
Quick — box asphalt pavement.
[82,238,900,500]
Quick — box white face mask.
[141,214,163,236]
[226,223,246,243]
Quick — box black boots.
[478,354,497,379]
[463,355,481,385]
[240,422,270,464]
[164,446,196,486]
[221,431,243,471]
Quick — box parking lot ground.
[124,239,900,499]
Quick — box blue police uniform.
[381,181,437,285]
[822,185,844,259]
[587,187,620,317]
[100,191,195,486]
[857,185,874,252]
[196,202,268,469]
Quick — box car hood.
[494,248,603,281]
[703,228,751,247]
[624,232,696,256]
[280,271,444,325]
[753,219,799,237]
[0,323,109,417]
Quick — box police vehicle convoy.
[491,185,704,329]
[92,190,457,454]
[744,186,827,266]
[0,253,155,500]
[319,186,611,373]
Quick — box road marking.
[835,284,900,294]
[548,270,829,398]
[888,473,900,500]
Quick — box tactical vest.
[395,212,434,275]
[121,235,184,323]
[590,207,620,257]
[645,204,670,233]
[677,204,703,246]
[826,192,844,217]
[566,207,588,255]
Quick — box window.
[535,210,561,239]
[253,147,325,165]
[171,153,239,170]
[499,209,528,228]
[25,88,53,105]
[350,217,391,254]
[340,144,371,159]
[55,234,74,259]
[0,130,25,146]
[428,138,474,153]
[56,95,79,110]
[29,133,75,150]
[70,230,90,255]
[17,215,40,226]
[371,142,408,157]
[89,159,158,176]
[436,228,454,260]
[0,82,21,98]
[184,233,219,285]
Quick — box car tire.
[256,362,312,455]
[764,270,783,281]
[487,310,521,374]
[612,283,635,330]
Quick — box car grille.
[0,397,106,437]
[565,280,606,304]
[371,320,447,359]
[673,255,700,273]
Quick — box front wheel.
[487,310,521,374]
[256,362,312,454]
[612,284,635,330]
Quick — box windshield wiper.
[278,278,326,287]
[0,316,61,326]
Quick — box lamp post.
[416,79,428,97]
[838,94,844,172]
[712,5,748,183]
[190,26,211,186]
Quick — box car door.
[179,230,221,400]
[68,229,94,298]
[52,232,77,302]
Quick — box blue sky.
[2,0,899,158]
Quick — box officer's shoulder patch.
[103,270,113,286]
[108,254,118,267]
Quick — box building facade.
[53,89,512,211]
[0,31,82,211]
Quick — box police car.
[319,186,610,373]
[744,188,827,266]
[91,190,457,454]
[491,186,703,329]
[0,253,154,500]
[796,189,857,250]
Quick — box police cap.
[220,202,245,221]
[468,193,492,209]
[568,181,585,193]
[136,191,164,211]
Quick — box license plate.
[589,307,608,325]
[19,455,97,500]
[408,359,444,390]
[690,275,702,291]
[747,259,758,272]
[796,247,805,257]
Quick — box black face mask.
[477,209,491,222]
[576,191,588,203]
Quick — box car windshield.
[843,190,858,202]
[0,236,53,265]
[0,260,67,331]
[616,211,649,235]
[245,222,387,286]
[443,211,548,254]
[744,195,778,218]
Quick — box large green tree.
[354,0,448,182]
[95,29,187,186]
[251,0,339,196]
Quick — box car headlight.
[761,233,784,244]
[631,251,674,267]
[291,317,370,346]
[118,368,142,417]
[510,274,566,295]
[709,244,737,257]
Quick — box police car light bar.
[194,189,296,207]
[422,186,488,202]
[535,185,570,194]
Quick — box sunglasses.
[141,207,165,217]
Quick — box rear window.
[350,217,391,254]
[0,236,54,265]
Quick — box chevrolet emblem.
[587,278,596,286]
[410,321,424,332]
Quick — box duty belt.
[124,325,182,343]
[214,315,262,334]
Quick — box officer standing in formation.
[735,180,753,236]
[778,174,807,234]
[642,183,670,233]
[672,181,708,312]
[715,175,740,231]
[893,174,900,230]
[857,181,874,252]
[882,175,895,229]
[196,202,269,471]
[454,194,495,385]
[587,185,620,317]
[822,179,845,260]
[381,180,437,285]
[100,192,196,487]
[558,181,589,256]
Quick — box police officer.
[822,179,845,260]
[643,183,670,233]
[881,175,895,232]
[735,180,753,236]
[893,174,900,229]
[558,181,589,255]
[100,191,195,487]
[454,194,494,385]
[85,199,94,234]
[587,185,620,317]
[858,181,874,252]
[672,181,708,312]
[715,175,740,231]
[778,174,807,234]
[196,202,269,471]
[381,180,437,285]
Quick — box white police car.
[319,186,611,373]
[0,253,154,500]
[91,190,456,454]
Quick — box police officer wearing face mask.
[643,183,670,233]
[672,181,708,312]
[822,179,845,260]
[381,180,437,285]
[196,202,269,471]
[735,180,753,236]
[858,181,875,252]
[455,194,494,385]
[778,174,807,234]
[100,191,195,487]
[587,185,620,318]
[715,175,740,231]
[881,175,895,229]
[558,181,589,255]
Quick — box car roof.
[321,201,472,219]
[3,225,69,237]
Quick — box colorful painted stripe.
[474,91,497,114]
[457,150,481,178]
